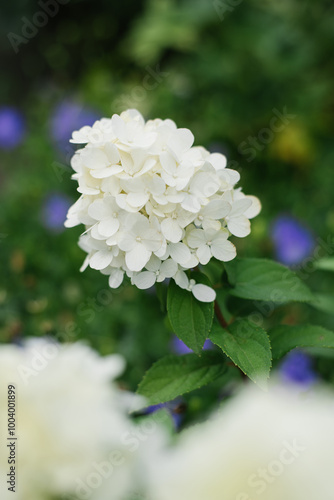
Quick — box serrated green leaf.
[269,324,334,359]
[137,352,226,407]
[210,319,272,388]
[314,257,334,272]
[167,279,214,354]
[224,258,313,303]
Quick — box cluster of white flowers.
[147,384,334,500]
[0,339,150,500]
[65,109,261,301]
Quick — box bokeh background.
[1,0,334,416]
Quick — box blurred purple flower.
[0,106,26,149]
[171,335,213,355]
[280,350,316,387]
[42,193,72,232]
[271,215,315,266]
[50,100,100,155]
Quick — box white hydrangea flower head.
[65,109,261,302]
[0,339,146,500]
[147,383,334,500]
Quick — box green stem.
[214,301,228,329]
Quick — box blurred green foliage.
[1,0,334,417]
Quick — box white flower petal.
[125,244,151,272]
[160,152,177,175]
[98,218,120,238]
[118,230,136,251]
[243,195,262,219]
[82,149,109,169]
[220,168,240,186]
[127,192,149,208]
[145,254,161,272]
[154,242,168,259]
[181,194,201,213]
[174,270,189,289]
[70,126,92,143]
[230,198,252,217]
[187,229,206,249]
[108,269,124,288]
[159,258,178,278]
[132,271,156,289]
[64,215,80,228]
[167,129,194,159]
[161,218,183,243]
[88,200,109,220]
[169,243,192,266]
[208,152,227,170]
[183,254,199,268]
[202,219,221,231]
[191,284,216,303]
[201,199,231,220]
[196,245,211,265]
[111,114,127,141]
[211,239,236,262]
[227,216,251,238]
[90,223,108,240]
[80,255,90,272]
[142,230,163,252]
[104,142,120,164]
[77,186,100,195]
[91,166,123,178]
[90,251,113,270]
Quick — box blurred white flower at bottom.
[148,383,334,500]
[0,339,157,500]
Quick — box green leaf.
[269,324,334,359]
[224,258,313,303]
[310,292,334,315]
[137,352,226,407]
[210,319,272,388]
[314,257,334,272]
[167,279,214,354]
[305,347,334,359]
